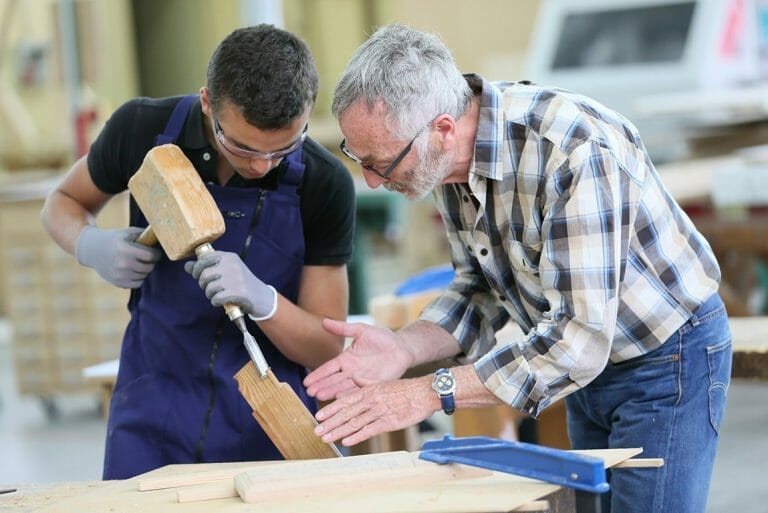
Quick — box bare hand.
[314,377,438,446]
[303,319,414,401]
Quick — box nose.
[362,170,387,189]
[249,157,280,174]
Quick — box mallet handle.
[136,226,158,246]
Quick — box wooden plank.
[176,483,236,503]
[175,451,414,502]
[235,454,490,504]
[175,451,413,502]
[234,363,342,459]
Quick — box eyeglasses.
[213,116,308,160]
[339,125,428,180]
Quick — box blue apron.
[103,96,313,479]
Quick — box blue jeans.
[565,294,732,513]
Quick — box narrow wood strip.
[612,458,664,468]
[138,470,239,491]
[571,447,643,467]
[138,461,275,491]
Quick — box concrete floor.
[0,320,766,511]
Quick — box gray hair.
[332,24,472,141]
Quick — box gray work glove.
[75,225,162,289]
[184,250,278,321]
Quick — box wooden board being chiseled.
[234,362,341,460]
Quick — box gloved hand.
[75,226,162,289]
[184,250,278,321]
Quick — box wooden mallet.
[127,144,340,459]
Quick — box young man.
[304,24,731,513]
[41,25,355,479]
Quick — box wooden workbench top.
[1,449,641,513]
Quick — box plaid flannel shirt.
[420,75,720,416]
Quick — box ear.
[200,87,212,117]
[432,114,456,149]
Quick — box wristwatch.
[431,368,456,415]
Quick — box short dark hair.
[206,24,318,129]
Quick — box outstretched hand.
[303,318,414,401]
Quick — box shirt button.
[203,152,211,161]
[462,195,469,203]
[480,248,488,256]
[499,295,506,301]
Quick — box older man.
[305,24,731,513]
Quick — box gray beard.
[385,147,452,200]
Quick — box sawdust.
[0,482,108,511]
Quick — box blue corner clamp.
[419,435,610,494]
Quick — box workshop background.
[0,1,766,512]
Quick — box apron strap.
[278,147,305,193]
[154,95,198,146]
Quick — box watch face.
[433,372,456,395]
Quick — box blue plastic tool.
[394,264,454,296]
[419,435,610,494]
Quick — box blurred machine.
[525,0,766,162]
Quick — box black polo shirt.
[87,96,355,266]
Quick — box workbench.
[0,447,649,513]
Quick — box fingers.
[338,419,389,447]
[136,246,162,263]
[123,226,146,241]
[204,283,224,302]
[314,388,400,447]
[304,357,341,387]
[315,393,382,445]
[305,368,359,401]
[199,271,222,292]
[185,254,220,280]
[314,378,437,447]
[321,318,364,338]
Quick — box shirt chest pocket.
[507,239,542,275]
